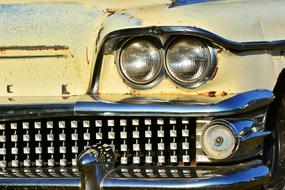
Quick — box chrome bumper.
[0,160,270,190]
[0,89,274,189]
[77,145,270,190]
[102,161,270,190]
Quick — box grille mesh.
[0,117,196,168]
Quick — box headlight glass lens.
[119,39,162,85]
[201,123,236,160]
[166,38,211,85]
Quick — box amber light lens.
[119,39,162,85]
[166,38,211,85]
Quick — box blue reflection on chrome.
[170,0,216,8]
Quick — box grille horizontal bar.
[0,117,196,168]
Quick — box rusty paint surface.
[0,0,283,100]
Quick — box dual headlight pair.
[117,37,217,89]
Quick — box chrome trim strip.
[0,90,274,121]
[0,167,80,189]
[103,26,285,52]
[170,0,218,8]
[0,178,80,188]
[0,46,69,51]
[0,45,69,60]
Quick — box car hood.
[0,0,284,97]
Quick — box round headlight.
[166,37,213,87]
[119,39,162,86]
[201,121,237,160]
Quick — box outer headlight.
[118,39,162,87]
[201,121,237,160]
[165,37,215,88]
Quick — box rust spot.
[208,91,217,97]
[221,91,228,96]
[62,96,70,100]
[199,91,229,97]
[0,49,6,55]
[103,8,126,17]
[124,89,142,95]
[8,97,15,101]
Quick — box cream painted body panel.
[0,0,170,96]
[98,0,285,95]
[0,0,283,97]
[99,51,283,95]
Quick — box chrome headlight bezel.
[116,37,164,89]
[200,120,240,160]
[114,35,218,90]
[164,37,217,89]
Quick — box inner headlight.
[201,121,237,160]
[118,39,162,87]
[165,37,214,88]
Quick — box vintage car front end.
[0,0,285,189]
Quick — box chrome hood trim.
[0,89,274,121]
[170,0,218,8]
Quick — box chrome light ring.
[116,37,164,89]
[200,119,240,160]
[164,37,217,89]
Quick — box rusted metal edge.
[0,45,69,59]
[0,45,69,51]
[0,55,67,59]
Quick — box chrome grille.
[0,117,196,168]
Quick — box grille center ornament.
[78,144,115,190]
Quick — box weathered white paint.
[0,0,283,99]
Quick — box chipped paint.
[199,91,229,98]
[103,8,126,17]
